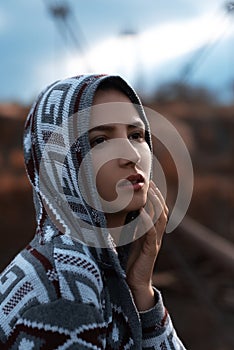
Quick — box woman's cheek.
[90,147,109,187]
[138,143,152,180]
[92,152,117,202]
[91,142,116,173]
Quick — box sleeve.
[140,288,187,350]
[2,299,107,350]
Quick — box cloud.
[140,11,232,64]
[62,10,232,78]
[31,6,232,98]
[1,0,232,103]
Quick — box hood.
[23,74,152,255]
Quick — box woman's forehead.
[90,101,144,130]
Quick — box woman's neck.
[105,212,127,229]
[105,212,127,245]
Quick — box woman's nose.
[118,139,141,166]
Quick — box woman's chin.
[123,196,147,213]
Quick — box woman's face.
[89,88,151,225]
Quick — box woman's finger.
[149,181,169,215]
[147,187,164,223]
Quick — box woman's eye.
[90,136,106,147]
[129,132,144,141]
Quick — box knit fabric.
[0,74,186,349]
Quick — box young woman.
[0,74,186,349]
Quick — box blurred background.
[0,0,233,349]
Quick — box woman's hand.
[126,181,168,311]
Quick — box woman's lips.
[118,173,145,191]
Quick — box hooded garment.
[0,75,186,349]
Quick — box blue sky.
[0,0,233,103]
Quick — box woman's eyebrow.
[89,121,145,134]
[89,125,115,133]
[128,121,145,129]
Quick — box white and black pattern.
[0,74,187,349]
[0,252,51,339]
[54,250,102,284]
[54,247,103,305]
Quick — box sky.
[0,0,234,104]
